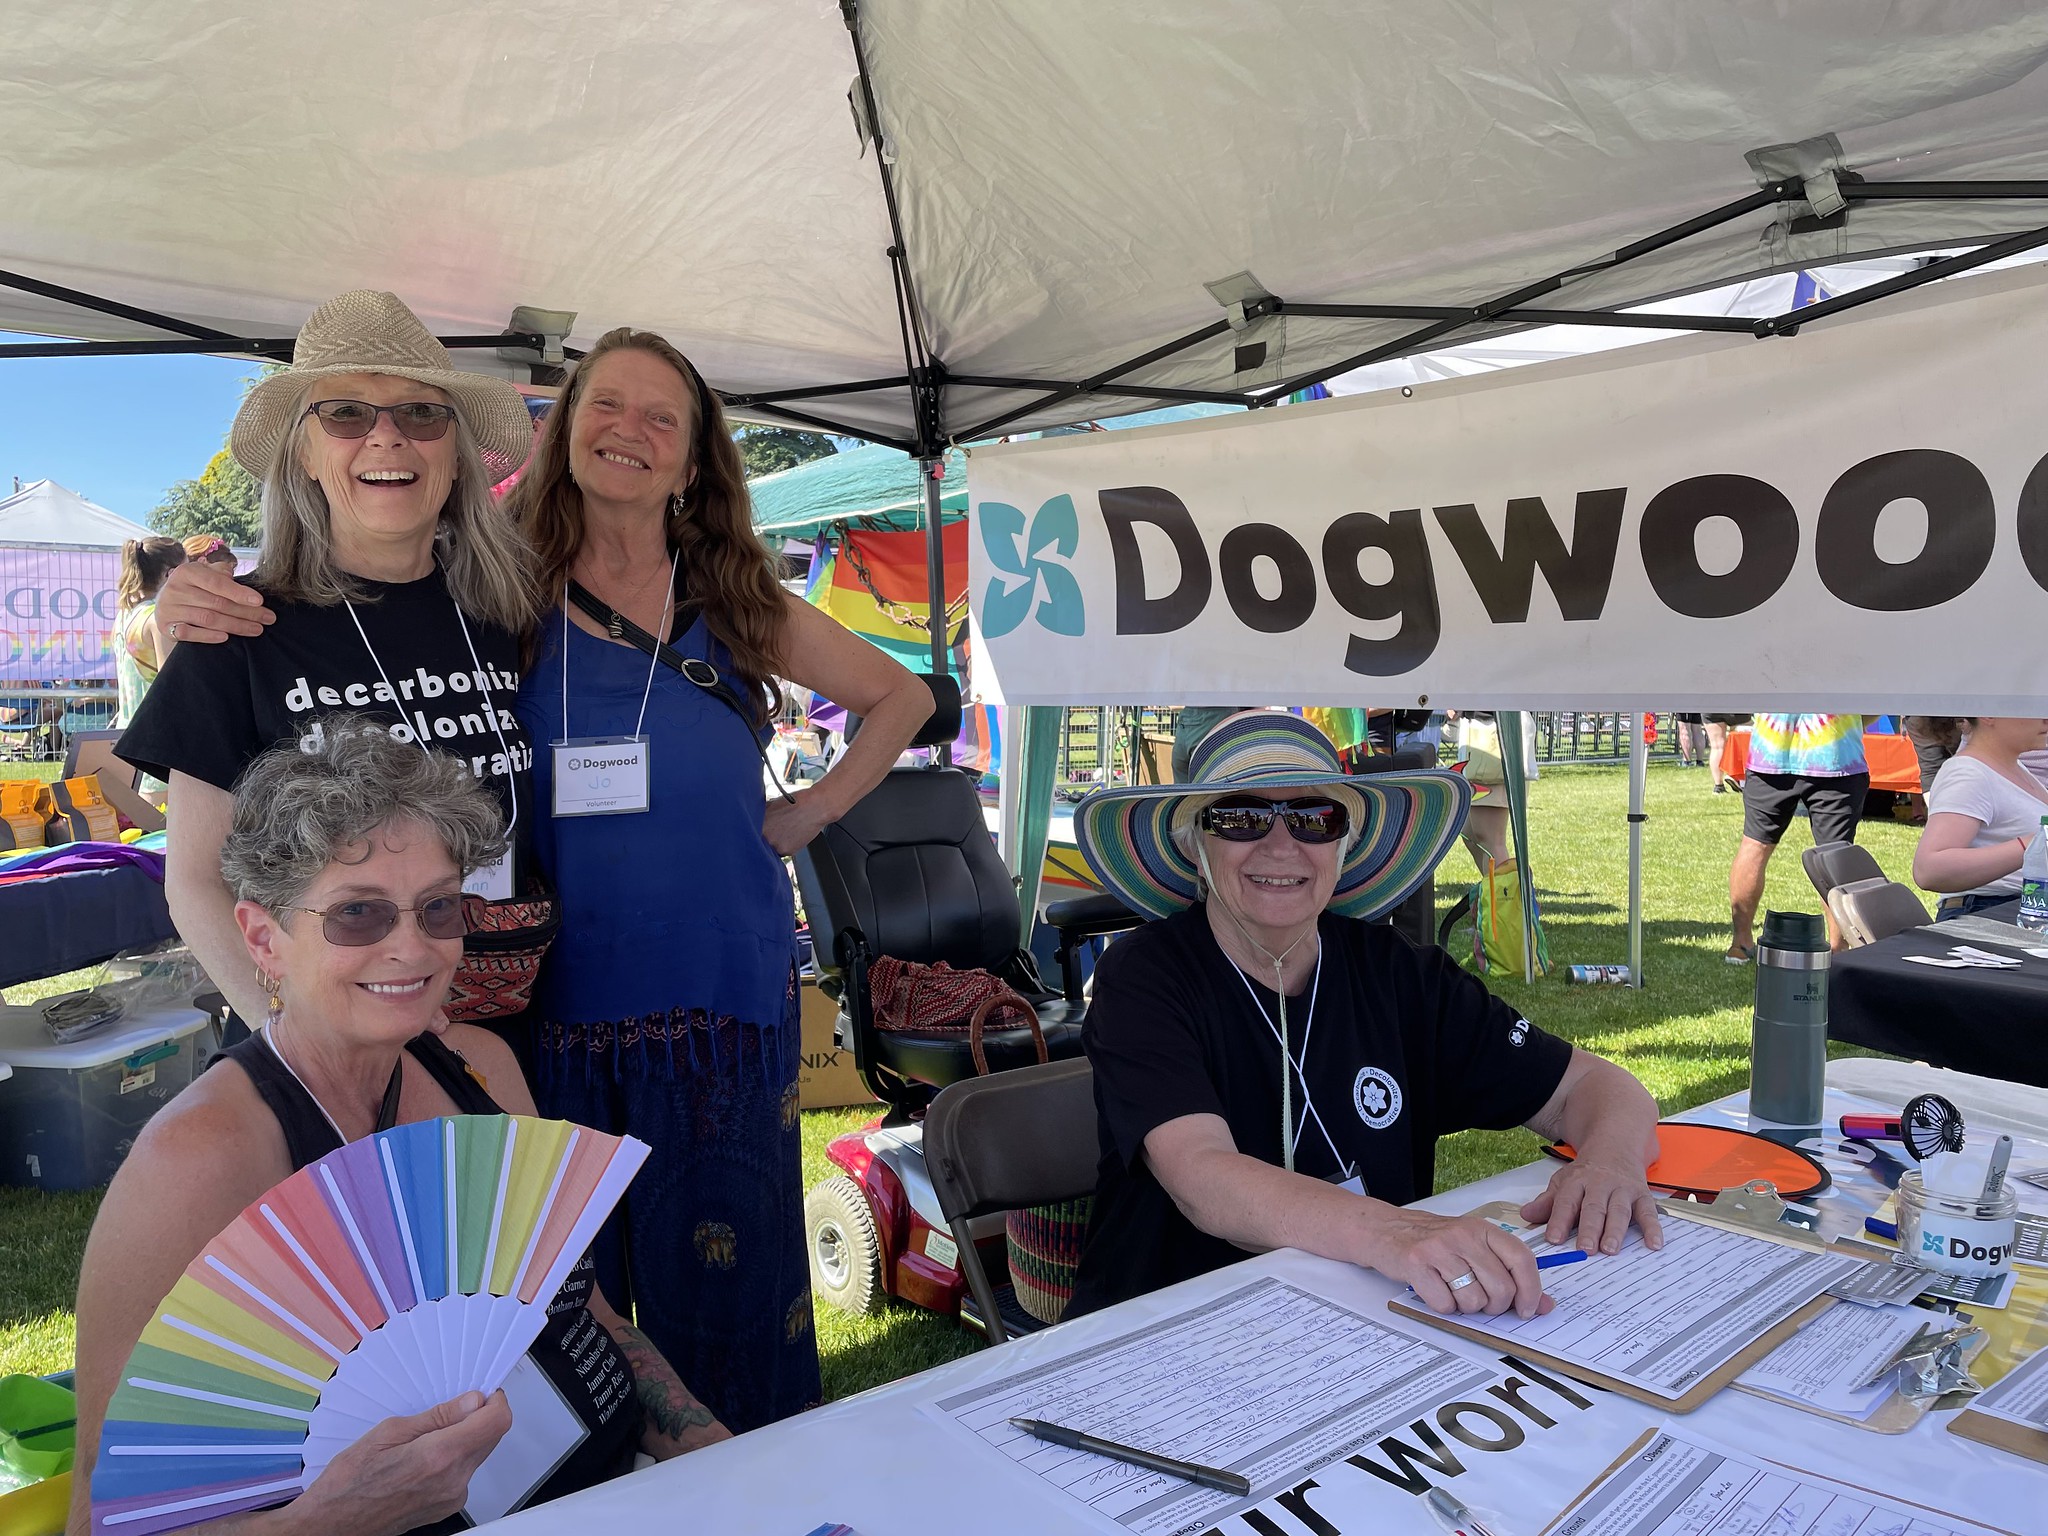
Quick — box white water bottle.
[2020,817,2048,932]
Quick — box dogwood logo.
[978,494,1085,637]
[1353,1066,1403,1130]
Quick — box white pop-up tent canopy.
[7,2,2048,956]
[7,3,2048,452]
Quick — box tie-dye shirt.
[1747,714,1867,778]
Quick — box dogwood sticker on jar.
[1896,1168,2017,1279]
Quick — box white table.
[490,1064,2046,1534]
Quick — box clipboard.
[1388,1198,1856,1413]
[1539,1426,2023,1536]
[1948,1344,2048,1464]
[1948,1403,2048,1464]
[1734,1326,1989,1434]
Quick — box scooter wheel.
[806,1173,884,1315]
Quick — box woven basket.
[1005,1197,1094,1326]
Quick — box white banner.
[968,263,2048,711]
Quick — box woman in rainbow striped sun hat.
[1065,709,1663,1320]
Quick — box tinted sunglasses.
[304,399,457,442]
[1198,794,1351,845]
[289,895,471,947]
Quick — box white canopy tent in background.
[7,1,2048,951]
[0,481,156,685]
[0,481,154,548]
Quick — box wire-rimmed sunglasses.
[288,894,472,947]
[303,399,457,442]
[1198,794,1352,845]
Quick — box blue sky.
[0,335,262,523]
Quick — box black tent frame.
[7,0,2048,680]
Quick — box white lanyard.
[1227,949,1350,1177]
[263,1026,348,1144]
[559,549,675,743]
[343,581,518,846]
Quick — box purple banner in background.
[0,547,120,684]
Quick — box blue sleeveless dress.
[519,606,820,1432]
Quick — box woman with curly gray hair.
[70,720,722,1536]
[119,289,546,1059]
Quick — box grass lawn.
[0,760,1912,1396]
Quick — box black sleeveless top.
[216,1032,643,1529]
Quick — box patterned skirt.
[536,967,821,1433]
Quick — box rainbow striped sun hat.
[1073,711,1471,922]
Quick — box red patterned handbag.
[448,882,561,1022]
[867,956,1046,1076]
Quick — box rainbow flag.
[805,523,968,677]
[804,523,998,776]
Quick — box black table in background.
[1829,897,2048,1088]
[0,865,176,990]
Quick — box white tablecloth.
[488,1065,2047,1535]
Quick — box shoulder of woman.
[110,1065,288,1216]
[436,1025,538,1114]
[1337,913,1447,990]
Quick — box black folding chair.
[922,1057,1099,1343]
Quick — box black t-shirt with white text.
[1067,903,1572,1315]
[117,566,533,879]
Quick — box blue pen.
[1537,1250,1589,1270]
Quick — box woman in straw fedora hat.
[148,306,933,1433]
[1065,710,1663,1319]
[123,291,548,1051]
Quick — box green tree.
[151,445,262,545]
[736,426,839,479]
[151,365,276,545]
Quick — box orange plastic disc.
[1547,1123,1828,1201]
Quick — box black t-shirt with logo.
[116,566,534,879]
[1067,903,1572,1315]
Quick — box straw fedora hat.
[1074,710,1471,922]
[230,290,536,481]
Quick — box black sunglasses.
[289,894,471,947]
[1198,794,1352,845]
[304,399,457,442]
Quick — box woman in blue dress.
[508,329,932,1430]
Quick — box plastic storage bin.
[0,1004,210,1189]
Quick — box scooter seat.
[868,1002,1087,1092]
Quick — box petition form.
[1546,1429,2008,1536]
[927,1277,1498,1536]
[1408,1216,1861,1400]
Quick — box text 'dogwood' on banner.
[967,263,2048,711]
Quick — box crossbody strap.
[564,578,795,804]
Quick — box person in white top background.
[1911,716,2048,919]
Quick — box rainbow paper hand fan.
[90,1114,648,1535]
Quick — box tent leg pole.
[1497,712,1537,984]
[1628,714,1648,989]
[919,458,951,766]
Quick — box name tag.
[464,852,515,902]
[552,736,651,817]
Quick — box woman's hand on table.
[286,1390,511,1536]
[152,560,275,645]
[763,787,834,856]
[1519,1153,1663,1257]
[1361,1206,1552,1320]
